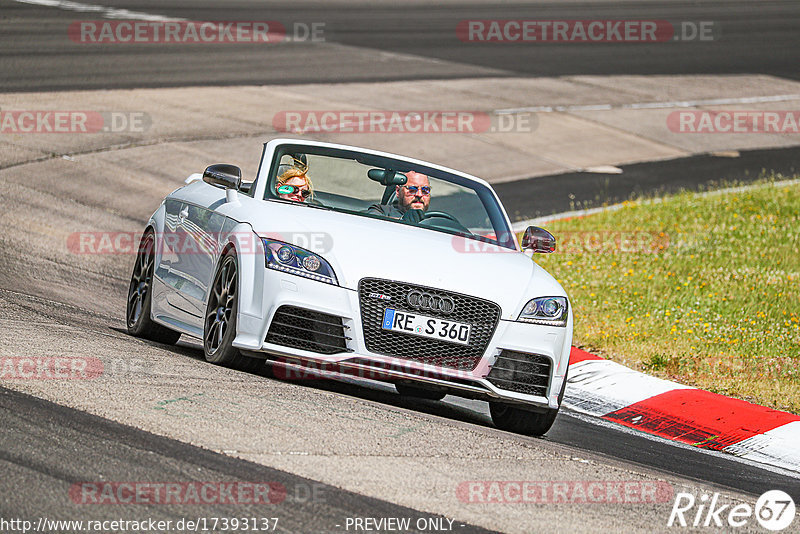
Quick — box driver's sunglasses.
[277,184,311,198]
[403,185,431,196]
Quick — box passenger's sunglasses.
[403,185,431,196]
[277,184,311,198]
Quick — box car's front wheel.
[203,248,263,372]
[489,402,559,436]
[489,371,568,436]
[126,229,182,345]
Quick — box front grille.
[266,306,351,355]
[486,350,551,396]
[358,278,501,371]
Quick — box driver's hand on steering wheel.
[401,209,425,223]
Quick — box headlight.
[262,238,338,285]
[518,296,568,327]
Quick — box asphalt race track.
[497,145,800,220]
[1,1,799,533]
[2,0,799,91]
[0,386,495,534]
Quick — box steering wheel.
[422,210,458,222]
[418,210,471,234]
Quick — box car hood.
[245,202,565,319]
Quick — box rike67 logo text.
[668,490,795,531]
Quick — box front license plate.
[381,308,471,346]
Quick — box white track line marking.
[12,0,185,22]
[495,94,800,115]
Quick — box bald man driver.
[367,171,431,222]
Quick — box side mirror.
[521,226,556,253]
[203,164,241,190]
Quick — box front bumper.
[233,269,572,410]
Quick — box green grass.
[533,175,800,413]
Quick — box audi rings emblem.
[406,290,456,314]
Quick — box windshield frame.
[258,141,518,251]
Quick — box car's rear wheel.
[203,249,263,372]
[126,230,181,345]
[489,371,568,436]
[395,383,447,401]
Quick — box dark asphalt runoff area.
[1,0,799,91]
[496,145,800,221]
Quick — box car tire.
[126,229,182,345]
[203,248,263,373]
[489,370,568,436]
[395,383,447,401]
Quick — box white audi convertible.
[127,138,573,435]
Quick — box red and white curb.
[564,347,800,474]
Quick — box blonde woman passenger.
[276,166,314,203]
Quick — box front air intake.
[486,350,551,397]
[266,306,351,355]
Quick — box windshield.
[263,143,516,250]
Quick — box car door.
[152,198,197,329]
[165,201,227,327]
